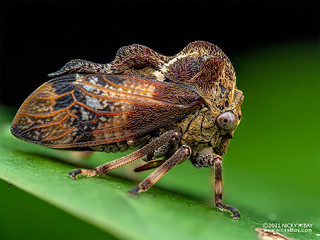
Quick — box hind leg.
[69,130,181,179]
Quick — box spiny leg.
[69,129,181,179]
[128,145,191,196]
[213,156,240,219]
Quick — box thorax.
[175,108,221,154]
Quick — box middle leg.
[128,145,191,196]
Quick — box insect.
[11,41,244,218]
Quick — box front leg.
[191,153,240,219]
[213,156,240,219]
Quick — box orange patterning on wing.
[11,74,202,148]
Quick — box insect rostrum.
[11,41,244,218]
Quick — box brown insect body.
[11,41,244,218]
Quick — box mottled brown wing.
[11,74,202,148]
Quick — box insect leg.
[128,145,191,196]
[48,59,112,77]
[69,129,181,179]
[133,159,166,172]
[133,138,177,172]
[213,156,240,219]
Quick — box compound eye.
[217,112,236,130]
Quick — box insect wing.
[11,74,201,148]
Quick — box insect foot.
[127,186,140,197]
[68,169,97,180]
[216,203,240,219]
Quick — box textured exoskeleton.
[11,41,244,218]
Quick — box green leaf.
[0,122,257,240]
[0,41,319,240]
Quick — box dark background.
[0,1,318,107]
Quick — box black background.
[1,1,319,107]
